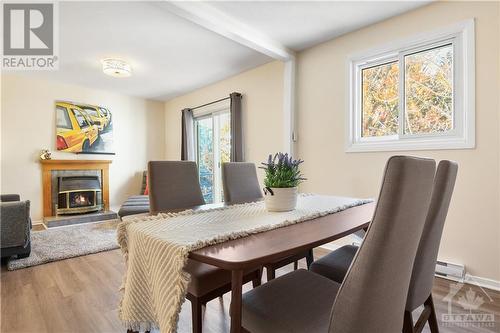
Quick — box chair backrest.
[222,162,263,204]
[406,160,458,311]
[148,161,205,214]
[328,156,436,333]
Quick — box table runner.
[117,194,372,332]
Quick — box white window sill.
[345,137,475,153]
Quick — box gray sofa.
[1,194,31,259]
[118,171,150,219]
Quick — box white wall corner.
[283,57,297,156]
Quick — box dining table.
[185,200,376,333]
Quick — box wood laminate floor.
[1,248,499,333]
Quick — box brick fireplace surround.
[40,160,111,218]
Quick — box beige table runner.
[118,194,372,332]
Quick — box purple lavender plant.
[260,152,306,188]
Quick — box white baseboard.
[464,274,500,292]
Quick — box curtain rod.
[190,96,230,111]
[186,93,242,111]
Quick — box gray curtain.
[181,108,195,161]
[230,92,243,162]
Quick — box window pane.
[405,44,453,135]
[81,107,99,117]
[56,106,72,129]
[72,109,89,128]
[362,61,399,137]
[196,117,214,204]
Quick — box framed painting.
[55,101,114,154]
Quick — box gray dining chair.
[148,161,206,214]
[147,161,261,333]
[222,162,263,204]
[310,160,457,333]
[222,162,314,281]
[241,156,436,333]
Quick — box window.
[347,20,474,152]
[194,102,231,203]
[72,109,90,129]
[81,106,99,117]
[56,106,72,129]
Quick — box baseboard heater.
[435,260,465,282]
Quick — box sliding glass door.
[194,111,230,203]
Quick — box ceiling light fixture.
[101,58,132,78]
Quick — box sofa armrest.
[0,194,20,202]
[0,200,31,248]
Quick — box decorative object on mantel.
[260,152,306,212]
[39,149,52,160]
[7,219,119,271]
[56,101,114,155]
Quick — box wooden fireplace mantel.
[40,159,112,217]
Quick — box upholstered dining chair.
[148,161,206,214]
[309,160,457,333]
[222,162,314,281]
[241,156,436,333]
[147,161,262,333]
[222,162,263,204]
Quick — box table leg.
[230,269,244,333]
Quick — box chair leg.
[191,297,203,333]
[306,249,314,269]
[293,261,298,270]
[252,269,262,288]
[403,310,414,333]
[266,267,275,281]
[425,294,440,333]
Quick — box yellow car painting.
[56,102,99,152]
[78,104,110,132]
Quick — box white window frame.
[193,99,230,203]
[346,19,475,152]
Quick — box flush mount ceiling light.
[101,58,132,78]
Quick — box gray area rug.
[8,220,119,270]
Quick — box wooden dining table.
[187,201,376,333]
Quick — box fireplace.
[57,176,103,215]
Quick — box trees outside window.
[347,20,474,152]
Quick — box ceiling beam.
[162,1,294,61]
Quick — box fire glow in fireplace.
[57,176,103,215]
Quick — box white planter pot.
[264,187,298,212]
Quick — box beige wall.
[164,60,284,182]
[296,1,500,281]
[1,74,165,221]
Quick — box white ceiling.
[18,1,430,101]
[23,1,272,101]
[209,1,431,51]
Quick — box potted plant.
[260,152,305,212]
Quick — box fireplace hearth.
[57,176,103,215]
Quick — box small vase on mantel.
[263,187,298,212]
[259,152,305,212]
